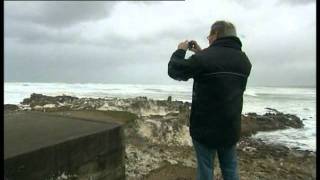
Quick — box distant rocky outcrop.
[18,93,303,138]
[22,93,79,107]
[241,108,304,137]
[20,93,190,116]
[4,104,19,111]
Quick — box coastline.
[4,93,316,180]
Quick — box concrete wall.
[4,111,125,180]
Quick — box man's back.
[190,36,252,148]
[168,36,252,148]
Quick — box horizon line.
[4,81,316,88]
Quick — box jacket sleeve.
[168,49,202,81]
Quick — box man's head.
[207,20,237,45]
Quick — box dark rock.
[246,112,258,116]
[241,111,304,137]
[22,93,78,107]
[20,93,304,138]
[4,104,19,111]
[265,107,280,113]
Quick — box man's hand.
[189,40,202,53]
[177,40,202,53]
[177,40,189,51]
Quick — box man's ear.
[212,32,218,41]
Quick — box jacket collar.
[209,36,242,50]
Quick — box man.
[168,20,252,180]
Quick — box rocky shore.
[5,93,316,180]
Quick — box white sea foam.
[4,82,316,151]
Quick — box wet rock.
[241,111,304,137]
[22,93,79,107]
[4,104,19,111]
[20,93,304,138]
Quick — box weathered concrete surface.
[4,111,125,180]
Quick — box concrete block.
[4,111,125,180]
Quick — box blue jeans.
[192,138,239,180]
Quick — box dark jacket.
[168,36,252,148]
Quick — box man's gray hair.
[210,20,237,38]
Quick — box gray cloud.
[231,0,315,9]
[278,0,316,6]
[229,0,265,9]
[5,21,82,44]
[127,1,164,5]
[5,19,207,51]
[4,40,169,84]
[4,1,316,87]
[5,1,115,28]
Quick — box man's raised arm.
[168,41,202,81]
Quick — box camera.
[188,41,196,49]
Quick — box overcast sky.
[4,0,316,87]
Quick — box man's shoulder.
[195,46,221,59]
[200,46,246,57]
[194,47,211,57]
